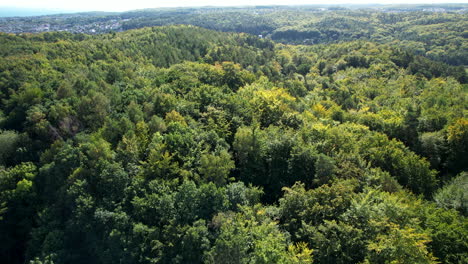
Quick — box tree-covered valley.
[0,10,467,264]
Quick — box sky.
[1,0,467,12]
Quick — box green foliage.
[302,220,366,264]
[434,172,468,216]
[420,204,468,264]
[0,163,38,263]
[0,130,20,165]
[446,118,468,173]
[206,205,313,264]
[198,149,235,186]
[278,180,359,239]
[0,23,466,264]
[364,222,437,264]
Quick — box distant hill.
[1,5,466,65]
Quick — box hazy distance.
[1,0,467,16]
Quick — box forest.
[0,10,467,264]
[119,6,468,66]
[1,5,467,66]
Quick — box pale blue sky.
[2,0,467,12]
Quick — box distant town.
[0,5,466,35]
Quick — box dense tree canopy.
[0,22,466,264]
